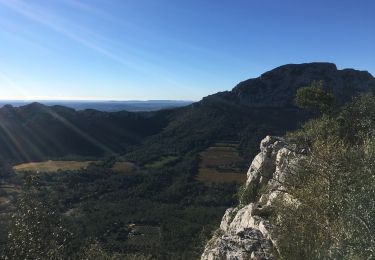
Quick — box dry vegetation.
[0,197,10,205]
[197,142,247,183]
[13,160,137,174]
[13,160,94,173]
[111,161,136,173]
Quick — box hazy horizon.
[0,99,195,102]
[0,99,194,112]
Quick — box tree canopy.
[294,80,335,113]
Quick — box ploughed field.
[197,141,247,183]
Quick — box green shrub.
[237,182,258,206]
[276,94,375,259]
[294,80,335,113]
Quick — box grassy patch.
[14,160,137,174]
[214,141,239,148]
[144,156,178,169]
[13,160,94,173]
[111,162,136,173]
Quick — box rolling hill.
[0,103,170,162]
[0,62,373,165]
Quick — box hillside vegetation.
[275,93,375,259]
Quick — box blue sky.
[0,0,374,101]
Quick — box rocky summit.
[203,62,375,107]
[201,136,303,260]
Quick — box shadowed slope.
[128,63,374,163]
[0,63,373,164]
[0,103,170,162]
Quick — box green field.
[144,156,178,169]
[197,141,247,183]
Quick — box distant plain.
[0,100,193,112]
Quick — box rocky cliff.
[202,62,375,108]
[201,136,302,260]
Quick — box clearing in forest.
[13,160,94,173]
[197,141,247,183]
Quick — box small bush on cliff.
[276,94,375,259]
[237,182,258,207]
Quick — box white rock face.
[228,204,259,234]
[201,136,301,260]
[220,208,237,232]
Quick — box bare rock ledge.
[201,136,302,260]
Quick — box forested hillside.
[0,103,170,162]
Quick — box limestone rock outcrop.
[201,136,302,260]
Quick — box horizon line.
[0,99,196,102]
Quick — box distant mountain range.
[0,100,193,112]
[0,62,373,163]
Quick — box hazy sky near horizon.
[0,0,374,101]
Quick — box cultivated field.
[13,160,94,173]
[111,161,136,173]
[13,160,137,174]
[197,141,247,183]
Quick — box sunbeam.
[0,120,41,161]
[44,108,118,156]
[0,0,193,96]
